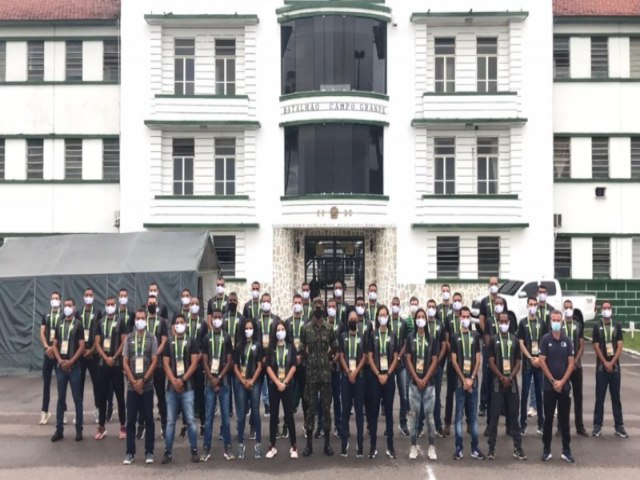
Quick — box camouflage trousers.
[303,381,332,434]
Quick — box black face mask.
[147,304,157,315]
[313,307,323,319]
[228,302,237,312]
[348,321,357,331]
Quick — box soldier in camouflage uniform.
[300,297,338,457]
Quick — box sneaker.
[356,446,364,458]
[39,411,51,425]
[592,425,602,437]
[94,409,99,424]
[527,407,536,418]
[487,450,496,460]
[368,448,377,459]
[264,409,270,418]
[561,450,575,464]
[399,424,410,437]
[254,443,262,459]
[341,441,349,457]
[51,430,63,442]
[249,426,256,440]
[471,449,485,460]
[332,426,340,438]
[290,447,298,459]
[453,448,463,461]
[191,450,200,463]
[75,430,83,441]
[386,449,397,459]
[409,445,418,460]
[314,428,323,439]
[281,425,289,439]
[136,425,145,440]
[95,427,107,440]
[615,427,629,438]
[237,443,246,460]
[513,448,527,460]
[123,454,134,465]
[536,426,543,436]
[436,428,445,438]
[521,427,527,438]
[161,452,172,464]
[266,447,277,459]
[223,447,235,461]
[427,445,437,461]
[576,427,589,437]
[179,425,187,439]
[541,450,552,462]
[145,453,154,464]
[119,426,126,439]
[200,449,211,462]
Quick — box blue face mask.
[551,321,562,332]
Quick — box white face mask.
[551,321,562,332]
[391,305,400,315]
[84,296,94,305]
[301,291,310,300]
[50,299,60,309]
[216,285,225,295]
[529,306,538,316]
[63,306,74,317]
[489,285,499,295]
[245,329,254,339]
[416,318,426,329]
[378,316,388,326]
[564,308,573,318]
[494,304,504,314]
[190,304,200,315]
[276,330,286,341]
[181,296,191,306]
[355,306,365,316]
[499,323,510,334]
[602,309,612,319]
[175,323,186,335]
[119,296,128,306]
[262,302,271,313]
[368,292,377,301]
[105,305,116,316]
[334,289,343,298]
[410,305,418,314]
[251,290,260,300]
[135,319,147,331]
[442,291,451,301]
[212,319,223,329]
[327,307,337,318]
[453,301,462,311]
[427,307,437,318]
[293,304,303,314]
[461,318,471,329]
[538,293,547,303]
[149,291,158,298]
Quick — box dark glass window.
[284,124,383,195]
[281,16,386,94]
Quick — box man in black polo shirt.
[207,277,229,320]
[40,291,62,425]
[539,310,575,463]
[561,300,588,437]
[243,280,262,321]
[79,288,101,425]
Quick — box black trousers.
[268,382,297,448]
[557,367,584,431]
[543,389,571,452]
[193,368,205,425]
[138,368,166,430]
[97,364,126,427]
[488,387,521,451]
[79,356,99,409]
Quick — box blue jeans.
[205,383,231,449]
[341,374,365,450]
[55,365,82,432]
[396,367,409,427]
[520,367,544,429]
[261,374,269,409]
[409,383,436,445]
[235,377,262,444]
[126,389,154,456]
[454,385,478,452]
[166,389,197,453]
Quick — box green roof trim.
[556,233,640,238]
[554,178,640,183]
[154,195,250,201]
[281,194,389,201]
[144,14,259,24]
[0,36,119,42]
[423,91,517,96]
[554,133,640,138]
[0,20,118,27]
[144,120,261,128]
[220,278,248,283]
[0,179,118,184]
[0,232,86,237]
[155,94,249,100]
[411,11,528,22]
[422,194,518,200]
[412,223,529,229]
[0,134,118,140]
[554,16,640,25]
[277,2,391,15]
[280,118,388,128]
[280,91,389,101]
[412,117,527,126]
[0,80,119,86]
[144,223,259,230]
[555,78,640,83]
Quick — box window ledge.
[422,91,518,96]
[412,117,527,127]
[154,195,249,200]
[422,194,518,200]
[554,178,640,183]
[555,78,640,83]
[220,277,247,283]
[280,91,389,101]
[144,223,259,230]
[412,223,529,229]
[0,179,119,184]
[281,194,389,201]
[155,94,249,100]
[0,80,119,86]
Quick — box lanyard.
[243,343,252,368]
[211,332,223,359]
[147,315,159,334]
[135,332,146,357]
[119,308,129,326]
[63,319,74,344]
[82,307,92,330]
[603,322,613,343]
[452,315,459,334]
[538,307,547,323]
[499,334,511,361]
[378,330,388,355]
[417,333,426,359]
[103,316,116,340]
[50,310,60,330]
[489,298,494,317]
[390,317,400,334]
[527,318,540,342]
[261,315,272,335]
[461,332,471,359]
[188,317,199,338]
[251,302,258,319]
[368,304,376,319]
[293,317,302,338]
[427,320,435,338]
[441,305,448,320]
[228,314,238,338]
[174,337,186,360]
[277,344,286,369]
[216,298,225,309]
[563,320,575,340]
[348,335,357,359]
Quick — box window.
[284,124,383,195]
[0,138,4,179]
[435,38,455,93]
[65,41,83,81]
[0,41,5,82]
[434,137,455,194]
[64,139,82,179]
[477,37,497,92]
[554,237,572,278]
[213,235,236,277]
[553,36,570,79]
[26,139,43,179]
[591,137,609,179]
[631,137,640,179]
[633,237,640,278]
[591,37,608,79]
[215,39,236,95]
[215,138,236,195]
[437,236,459,277]
[173,138,194,195]
[592,237,610,279]
[27,41,44,81]
[554,136,571,179]
[174,39,195,96]
[103,40,119,82]
[477,137,499,194]
[281,16,387,94]
[102,138,119,180]
[631,38,640,78]
[478,236,500,277]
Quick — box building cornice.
[144,14,259,27]
[144,120,261,131]
[554,16,640,25]
[143,223,260,230]
[421,194,519,200]
[277,1,392,23]
[279,118,388,128]
[280,91,389,101]
[411,11,528,26]
[412,223,529,229]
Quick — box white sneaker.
[409,445,418,460]
[94,409,99,424]
[266,447,277,459]
[427,445,437,461]
[39,411,51,425]
[527,407,536,418]
[290,448,298,459]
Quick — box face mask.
[190,305,200,315]
[348,320,357,331]
[538,293,547,303]
[149,291,158,298]
[368,292,377,301]
[499,324,510,334]
[251,290,260,300]
[416,318,426,329]
[119,297,128,306]
[602,309,612,319]
[212,319,223,329]
[50,299,60,309]
[551,321,562,332]
[216,285,225,295]
[528,306,538,316]
[453,301,462,311]
[461,318,471,329]
[301,291,310,300]
[276,330,286,341]
[105,305,116,316]
[63,306,74,317]
[175,323,186,335]
[355,306,365,316]
[442,291,451,301]
[313,307,323,319]
[181,296,191,306]
[564,308,573,318]
[84,296,94,305]
[135,319,147,331]
[327,307,337,318]
[494,304,504,314]
[293,304,303,314]
[427,307,437,318]
[147,304,157,315]
[228,302,237,312]
[262,302,271,313]
[334,289,343,298]
[391,305,400,315]
[378,316,388,326]
[489,285,499,295]
[410,305,418,314]
[245,329,254,339]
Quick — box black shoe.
[161,452,172,464]
[615,427,629,438]
[191,450,200,463]
[576,427,589,437]
[282,425,289,439]
[136,425,145,440]
[324,431,334,456]
[399,424,410,437]
[314,428,323,439]
[51,430,63,442]
[436,427,445,438]
[386,449,397,459]
[356,445,364,458]
[75,430,83,441]
[513,448,527,461]
[487,450,496,460]
[302,437,313,457]
[478,407,486,418]
[368,447,377,459]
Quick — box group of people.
[40,277,629,466]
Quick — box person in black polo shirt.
[117,288,133,333]
[389,296,409,437]
[405,308,440,461]
[339,310,367,458]
[148,282,169,319]
[185,297,207,436]
[243,280,261,320]
[487,311,525,461]
[207,277,229,320]
[95,296,127,440]
[40,291,62,425]
[443,291,467,436]
[426,299,447,438]
[333,280,350,328]
[365,283,379,322]
[560,300,587,437]
[592,301,628,438]
[162,314,200,464]
[174,289,192,325]
[79,288,101,426]
[51,298,85,442]
[539,310,575,463]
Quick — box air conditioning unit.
[553,214,562,228]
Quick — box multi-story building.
[0,0,121,240]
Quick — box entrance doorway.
[304,236,365,306]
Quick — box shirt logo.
[561,342,567,348]
[251,345,256,351]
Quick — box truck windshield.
[499,280,523,295]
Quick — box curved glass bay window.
[284,124,384,195]
[281,16,387,94]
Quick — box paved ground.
[1,349,639,480]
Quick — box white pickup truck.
[471,278,597,326]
